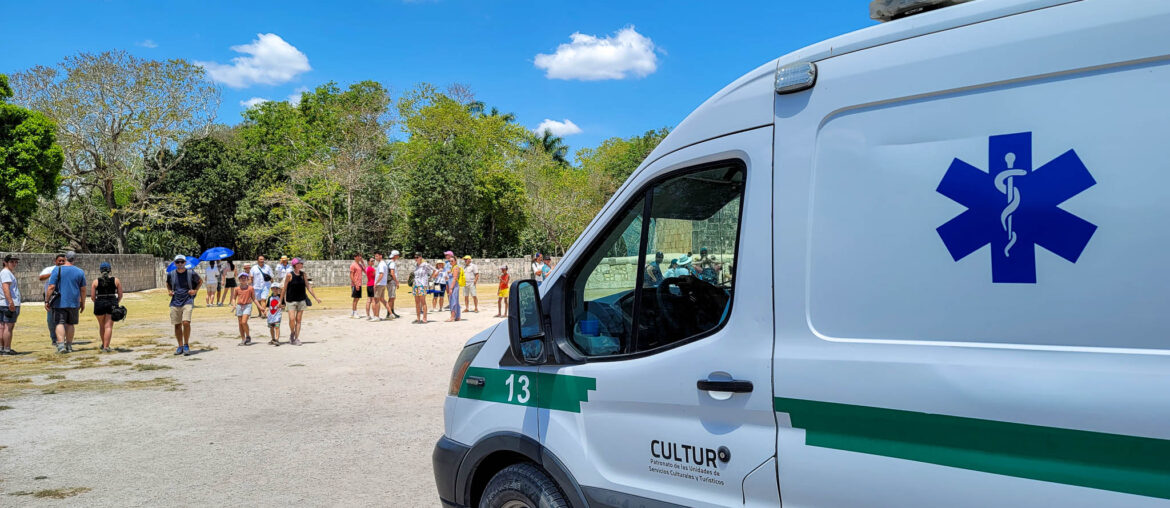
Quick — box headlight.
[448,341,486,396]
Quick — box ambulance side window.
[566,162,744,359]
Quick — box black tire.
[479,463,570,508]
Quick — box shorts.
[286,300,307,312]
[52,307,80,326]
[464,284,476,296]
[366,285,375,298]
[0,307,20,323]
[169,304,194,325]
[375,285,387,298]
[224,278,238,289]
[387,284,397,299]
[438,283,447,293]
[94,297,117,316]
[207,279,220,290]
[498,288,510,298]
[256,288,270,302]
[412,285,427,297]
[351,286,362,298]
[235,304,252,317]
[268,320,281,328]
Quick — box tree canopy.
[5,53,670,259]
[0,74,63,244]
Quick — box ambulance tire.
[479,462,570,508]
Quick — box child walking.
[267,286,283,346]
[495,265,510,318]
[235,274,256,345]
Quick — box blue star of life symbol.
[936,132,1097,283]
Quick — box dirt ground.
[0,285,506,506]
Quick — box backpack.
[169,269,195,292]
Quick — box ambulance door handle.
[696,379,753,393]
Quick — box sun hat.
[173,254,186,262]
[677,255,693,265]
[280,255,289,261]
[463,255,472,260]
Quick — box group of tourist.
[0,252,125,356]
[347,251,512,325]
[643,247,725,287]
[0,249,537,356]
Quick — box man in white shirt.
[463,255,480,313]
[371,252,388,321]
[250,255,273,318]
[387,250,401,319]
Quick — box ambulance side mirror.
[508,279,547,365]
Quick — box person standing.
[38,254,66,346]
[411,252,436,324]
[45,251,87,354]
[532,253,547,284]
[371,252,389,321]
[166,255,202,356]
[644,251,665,288]
[266,286,283,346]
[281,258,321,346]
[250,255,273,318]
[90,262,123,353]
[349,253,365,319]
[275,256,293,287]
[431,260,447,312]
[234,273,256,345]
[495,265,510,318]
[364,257,376,319]
[447,253,463,322]
[0,254,21,355]
[462,255,479,313]
[387,250,401,319]
[220,260,237,307]
[204,260,220,307]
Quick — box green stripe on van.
[774,397,1170,500]
[457,367,596,413]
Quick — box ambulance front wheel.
[479,462,570,508]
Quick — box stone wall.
[0,252,157,303]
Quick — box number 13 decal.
[505,373,531,404]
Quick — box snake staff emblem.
[993,152,1027,257]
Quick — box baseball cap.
[390,250,400,258]
[173,254,186,262]
[444,250,454,257]
[291,257,302,265]
[500,265,508,270]
[99,262,111,272]
[3,254,18,263]
[463,255,472,260]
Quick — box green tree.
[530,129,570,165]
[575,127,671,197]
[11,51,220,253]
[0,74,63,242]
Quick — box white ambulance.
[433,0,1170,506]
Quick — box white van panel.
[773,1,1170,506]
[807,60,1170,350]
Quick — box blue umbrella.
[199,247,235,262]
[166,256,196,273]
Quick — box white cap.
[174,255,186,262]
[390,250,400,258]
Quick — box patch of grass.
[9,486,92,499]
[106,359,132,366]
[185,357,203,361]
[30,376,177,396]
[131,363,172,371]
[34,475,48,480]
[0,405,12,410]
[288,363,306,367]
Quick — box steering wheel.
[653,276,716,336]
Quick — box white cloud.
[196,33,311,88]
[533,119,583,137]
[287,86,309,106]
[534,26,658,81]
[240,97,269,108]
[136,39,158,48]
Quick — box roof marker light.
[775,62,817,95]
[870,0,973,22]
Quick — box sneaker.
[183,345,191,355]
[269,339,279,346]
[175,346,184,355]
[2,349,15,356]
[392,312,401,318]
[367,316,378,322]
[57,344,67,354]
[291,338,302,346]
[65,344,74,353]
[244,336,253,345]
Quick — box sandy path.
[0,299,503,507]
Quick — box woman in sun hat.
[91,262,123,352]
[281,258,321,346]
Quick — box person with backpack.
[45,251,87,354]
[38,254,66,346]
[250,255,274,318]
[90,262,123,353]
[166,255,202,356]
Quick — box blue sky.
[1,1,874,155]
